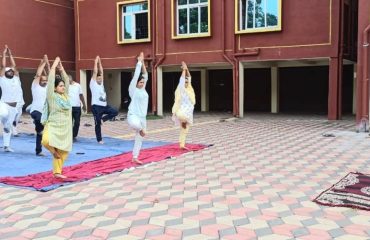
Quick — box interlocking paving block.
[257,234,293,240]
[71,228,93,238]
[255,227,274,237]
[245,209,262,218]
[149,215,183,227]
[82,216,114,228]
[334,235,370,240]
[198,202,213,209]
[128,218,150,227]
[278,210,294,218]
[107,228,130,238]
[96,219,117,228]
[146,209,169,218]
[170,219,200,237]
[233,217,250,226]
[181,227,201,237]
[60,220,83,228]
[33,236,66,240]
[181,210,199,218]
[3,114,370,240]
[13,218,48,229]
[219,226,237,238]
[28,221,50,229]
[117,209,137,218]
[0,230,23,239]
[182,234,219,240]
[292,227,310,237]
[0,222,15,228]
[301,218,319,227]
[328,228,346,238]
[33,229,61,239]
[145,227,165,238]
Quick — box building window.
[172,0,211,39]
[117,0,151,44]
[236,0,281,34]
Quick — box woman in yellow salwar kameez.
[172,62,195,150]
[41,57,72,179]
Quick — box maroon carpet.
[314,172,370,211]
[0,143,207,191]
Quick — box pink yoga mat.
[0,143,208,191]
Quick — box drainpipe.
[221,0,238,116]
[222,0,260,117]
[338,0,344,120]
[232,33,240,117]
[152,0,166,114]
[361,24,370,122]
[151,0,157,114]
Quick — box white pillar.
[353,64,356,115]
[201,69,209,112]
[157,66,163,116]
[239,62,244,117]
[271,66,279,113]
[79,70,88,109]
[104,70,121,110]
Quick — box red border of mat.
[0,143,207,191]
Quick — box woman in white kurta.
[172,62,196,150]
[127,52,148,164]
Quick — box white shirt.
[128,61,148,118]
[89,79,107,107]
[30,80,47,113]
[0,76,23,104]
[69,82,83,107]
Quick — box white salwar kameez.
[127,61,148,159]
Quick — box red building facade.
[0,0,75,69]
[1,0,369,123]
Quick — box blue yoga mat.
[0,134,169,177]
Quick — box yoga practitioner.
[90,56,118,144]
[41,57,72,179]
[30,55,50,156]
[127,52,148,164]
[0,45,24,152]
[68,74,87,141]
[172,61,195,150]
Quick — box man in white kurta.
[0,46,23,152]
[69,75,87,141]
[89,56,118,144]
[30,57,49,156]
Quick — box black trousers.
[91,105,118,142]
[72,107,82,138]
[30,111,44,154]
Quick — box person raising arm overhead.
[172,61,196,150]
[89,56,118,144]
[127,52,148,165]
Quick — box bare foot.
[132,158,143,165]
[139,130,146,137]
[98,141,104,144]
[53,149,61,159]
[181,122,187,129]
[180,146,190,151]
[54,173,67,179]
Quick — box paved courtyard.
[0,113,370,240]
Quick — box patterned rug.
[314,172,370,211]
